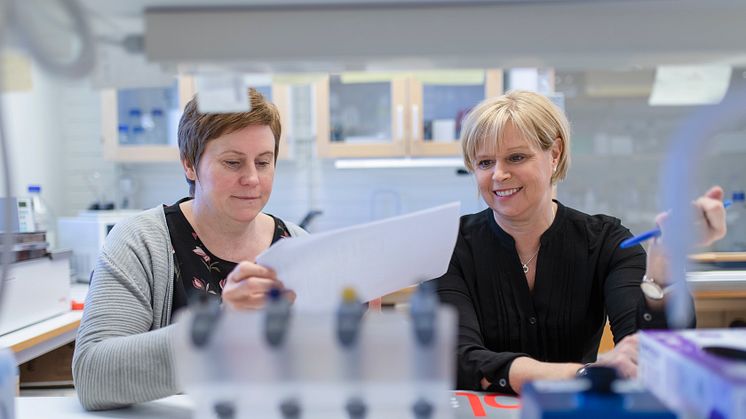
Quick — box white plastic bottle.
[27,185,55,247]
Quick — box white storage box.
[57,210,139,281]
[0,252,71,335]
[640,329,746,419]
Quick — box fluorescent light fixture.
[334,157,465,169]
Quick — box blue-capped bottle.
[131,126,145,145]
[729,190,746,251]
[118,124,130,145]
[27,184,55,247]
[128,108,144,144]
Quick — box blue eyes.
[476,155,526,169]
[477,160,494,170]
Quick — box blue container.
[521,367,675,419]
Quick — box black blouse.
[435,201,692,394]
[165,198,291,315]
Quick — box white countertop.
[16,393,523,419]
[687,270,746,292]
[16,396,194,419]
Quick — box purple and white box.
[639,329,746,419]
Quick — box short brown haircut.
[178,88,282,196]
[461,90,571,185]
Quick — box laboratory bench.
[0,284,87,365]
[16,392,522,419]
[0,284,87,388]
[6,271,746,418]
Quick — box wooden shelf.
[690,252,746,263]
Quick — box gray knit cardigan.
[72,205,306,410]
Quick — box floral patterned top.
[165,198,291,315]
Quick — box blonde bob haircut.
[460,90,571,185]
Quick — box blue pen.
[619,199,732,249]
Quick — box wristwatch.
[576,363,593,378]
[640,275,674,300]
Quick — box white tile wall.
[57,80,118,217]
[117,160,485,233]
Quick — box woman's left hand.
[655,185,727,247]
[594,334,639,379]
[691,185,727,246]
[645,186,728,288]
[222,261,296,310]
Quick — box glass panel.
[422,81,485,142]
[329,74,392,143]
[117,81,274,147]
[117,81,179,146]
[553,67,746,252]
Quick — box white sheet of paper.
[256,202,461,311]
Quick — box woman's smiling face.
[473,122,560,222]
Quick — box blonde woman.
[435,90,726,394]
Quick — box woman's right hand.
[222,261,296,310]
[593,334,639,379]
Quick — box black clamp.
[264,288,292,347]
[190,293,222,348]
[412,398,434,419]
[337,288,365,348]
[410,281,438,346]
[345,397,367,419]
[279,398,301,419]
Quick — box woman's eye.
[508,154,525,163]
[224,160,241,168]
[477,160,494,169]
[256,161,271,168]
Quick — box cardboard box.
[19,342,74,388]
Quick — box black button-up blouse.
[435,201,691,394]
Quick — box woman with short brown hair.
[73,89,306,410]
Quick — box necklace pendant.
[522,264,529,274]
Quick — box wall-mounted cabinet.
[102,76,294,162]
[314,70,503,158]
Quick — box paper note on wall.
[1,52,32,92]
[649,66,731,106]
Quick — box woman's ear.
[182,159,197,181]
[551,137,563,165]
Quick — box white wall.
[1,64,65,216]
[1,61,117,245]
[117,160,485,233]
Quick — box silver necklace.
[519,203,555,274]
[520,248,540,274]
